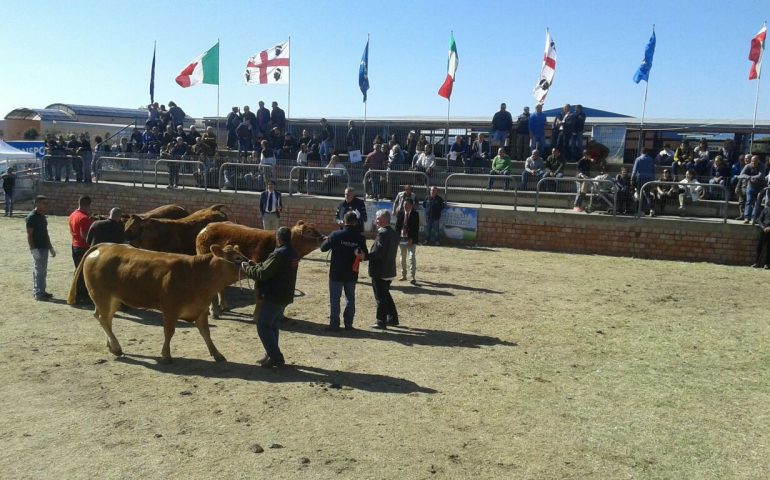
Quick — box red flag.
[748,25,767,80]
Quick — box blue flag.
[633,30,656,84]
[359,39,369,102]
[150,42,156,103]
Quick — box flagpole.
[216,38,221,139]
[444,30,452,168]
[750,21,766,154]
[288,36,292,123]
[638,79,649,156]
[362,33,369,153]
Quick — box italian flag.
[176,42,219,88]
[749,24,767,80]
[438,33,458,99]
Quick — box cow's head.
[123,215,145,240]
[291,220,327,257]
[210,244,249,265]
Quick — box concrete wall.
[37,181,757,266]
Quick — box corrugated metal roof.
[46,103,148,120]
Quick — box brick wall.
[38,182,757,265]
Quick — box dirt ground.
[1,213,769,480]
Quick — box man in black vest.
[364,209,399,329]
[243,227,299,368]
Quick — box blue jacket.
[528,112,547,138]
[320,226,368,282]
[631,154,656,185]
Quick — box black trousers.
[756,230,770,266]
[371,278,398,324]
[72,246,88,301]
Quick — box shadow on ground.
[116,354,437,394]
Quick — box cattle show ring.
[1,181,768,479]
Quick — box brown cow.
[195,220,326,317]
[124,204,228,254]
[125,204,190,221]
[67,243,249,363]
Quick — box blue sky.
[1,0,768,121]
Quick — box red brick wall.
[38,182,757,265]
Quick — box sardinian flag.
[533,30,556,105]
[245,41,290,85]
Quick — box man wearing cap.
[87,208,126,246]
[259,180,282,230]
[26,196,56,301]
[242,226,299,368]
[320,211,368,331]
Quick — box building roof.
[5,108,74,121]
[45,103,149,121]
[541,106,631,118]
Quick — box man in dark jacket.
[271,101,286,132]
[396,198,420,284]
[423,186,445,246]
[336,187,367,233]
[243,227,299,368]
[491,103,513,150]
[752,203,770,268]
[514,107,530,160]
[320,212,368,331]
[86,208,126,246]
[366,209,399,329]
[225,107,241,149]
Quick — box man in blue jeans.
[320,211,368,332]
[26,195,56,301]
[242,227,299,368]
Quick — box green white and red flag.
[438,33,458,99]
[748,24,767,80]
[175,42,220,88]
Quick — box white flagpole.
[217,38,221,139]
[638,78,649,156]
[444,30,452,168]
[362,33,369,153]
[750,21,766,154]
[287,36,292,122]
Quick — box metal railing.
[535,177,618,215]
[444,173,520,210]
[153,159,207,190]
[217,162,275,193]
[288,166,351,195]
[41,154,83,182]
[93,156,152,187]
[637,181,729,223]
[362,169,430,200]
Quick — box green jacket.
[244,244,299,304]
[490,154,512,172]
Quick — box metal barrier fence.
[217,163,275,193]
[444,173,520,210]
[638,181,729,223]
[154,159,207,190]
[288,166,351,196]
[362,169,430,200]
[42,155,84,182]
[93,156,151,186]
[536,177,618,215]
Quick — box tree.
[23,128,39,140]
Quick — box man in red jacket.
[68,195,94,305]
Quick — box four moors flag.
[749,24,767,80]
[438,33,458,99]
[533,30,556,104]
[245,41,290,85]
[175,42,219,88]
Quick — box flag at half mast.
[533,30,556,105]
[245,41,290,85]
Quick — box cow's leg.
[93,300,123,356]
[210,293,223,319]
[194,312,226,362]
[160,313,178,363]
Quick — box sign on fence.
[441,206,477,241]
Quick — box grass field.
[0,213,768,479]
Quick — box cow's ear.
[210,244,224,257]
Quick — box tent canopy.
[0,140,36,161]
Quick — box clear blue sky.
[2,0,769,121]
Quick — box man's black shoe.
[41,292,53,299]
[261,358,286,368]
[371,322,387,330]
[344,325,356,331]
[386,319,400,326]
[257,355,270,365]
[324,325,341,332]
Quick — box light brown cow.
[125,204,190,222]
[124,204,228,254]
[195,220,326,317]
[67,243,249,363]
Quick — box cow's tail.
[67,245,98,305]
[213,203,239,224]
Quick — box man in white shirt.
[259,180,282,229]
